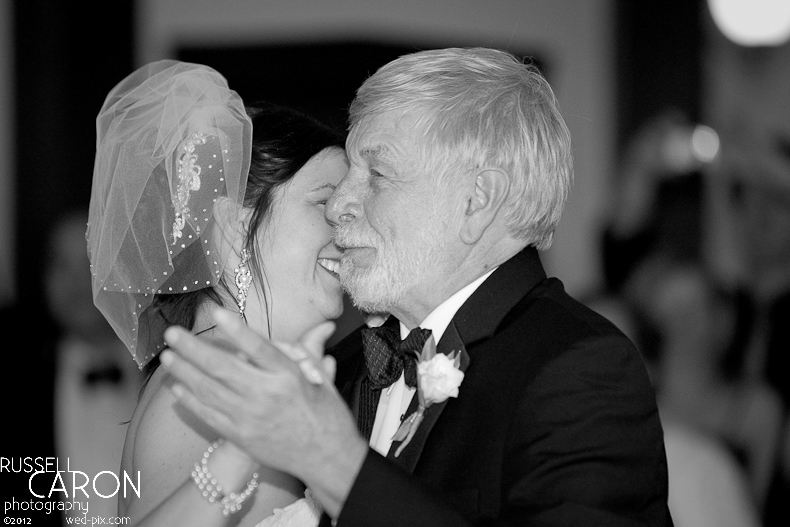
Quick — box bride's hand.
[231,321,336,386]
[272,323,338,385]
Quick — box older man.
[162,47,673,526]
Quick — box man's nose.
[326,176,362,226]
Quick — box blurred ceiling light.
[691,125,720,163]
[663,124,720,173]
[707,0,790,46]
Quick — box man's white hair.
[348,47,573,251]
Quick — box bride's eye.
[312,195,331,208]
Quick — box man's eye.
[370,169,384,178]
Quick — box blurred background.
[1,1,789,526]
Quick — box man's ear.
[460,168,510,244]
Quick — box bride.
[87,60,347,526]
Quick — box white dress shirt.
[368,269,496,455]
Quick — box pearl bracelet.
[191,440,260,516]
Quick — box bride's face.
[257,147,348,342]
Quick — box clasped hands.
[159,307,368,517]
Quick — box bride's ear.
[213,196,250,259]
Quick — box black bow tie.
[360,323,433,390]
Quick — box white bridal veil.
[87,60,252,368]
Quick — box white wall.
[138,0,617,296]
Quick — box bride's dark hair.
[143,102,345,378]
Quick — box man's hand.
[159,307,368,518]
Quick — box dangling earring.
[234,249,252,320]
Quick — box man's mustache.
[333,226,380,249]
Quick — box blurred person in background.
[600,109,709,297]
[584,288,762,527]
[45,208,144,524]
[705,121,790,526]
[597,109,785,523]
[628,258,781,522]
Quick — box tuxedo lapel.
[386,321,470,473]
[329,326,368,418]
[331,247,547,475]
[452,247,546,346]
[384,247,546,472]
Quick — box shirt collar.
[399,267,497,343]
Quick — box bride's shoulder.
[125,316,232,464]
[121,360,219,516]
[125,362,216,466]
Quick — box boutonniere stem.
[391,335,465,457]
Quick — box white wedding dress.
[255,489,323,527]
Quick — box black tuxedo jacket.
[327,247,673,526]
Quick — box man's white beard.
[335,224,446,315]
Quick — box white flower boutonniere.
[391,335,465,457]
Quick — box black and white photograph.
[1,1,789,526]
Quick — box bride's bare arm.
[120,363,303,527]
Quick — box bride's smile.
[317,257,341,278]
[257,146,349,343]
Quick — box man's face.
[326,110,458,317]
